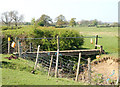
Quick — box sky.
[0,0,119,22]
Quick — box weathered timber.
[95,35,98,49]
[88,58,91,84]
[48,55,53,76]
[55,35,59,78]
[75,53,81,82]
[8,39,10,54]
[13,49,100,57]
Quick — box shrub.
[33,28,84,51]
[2,26,8,30]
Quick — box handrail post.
[88,58,91,84]
[95,35,98,49]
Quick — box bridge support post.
[88,58,91,84]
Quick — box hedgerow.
[1,26,84,53]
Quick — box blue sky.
[0,0,119,22]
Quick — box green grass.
[2,68,86,85]
[2,26,118,54]
[2,25,118,57]
[67,27,118,54]
[1,54,86,85]
[1,26,118,85]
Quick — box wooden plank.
[13,49,101,57]
[95,35,98,49]
[48,55,53,76]
[21,49,100,54]
[55,35,59,78]
[34,45,40,70]
[75,53,81,82]
[88,58,91,84]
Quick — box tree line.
[31,14,76,28]
[1,10,118,29]
[30,14,118,28]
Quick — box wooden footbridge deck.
[13,49,102,58]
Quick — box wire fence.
[1,35,119,85]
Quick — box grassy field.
[1,26,118,85]
[2,26,118,55]
[1,54,86,85]
[67,27,118,57]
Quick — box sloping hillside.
[1,54,86,85]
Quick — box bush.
[2,26,8,30]
[55,25,67,28]
[33,28,84,51]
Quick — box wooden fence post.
[30,43,32,52]
[18,40,22,57]
[55,35,59,78]
[34,45,40,70]
[48,55,53,76]
[15,37,18,52]
[118,70,120,85]
[8,37,10,54]
[100,46,103,54]
[88,58,91,84]
[75,53,81,82]
[95,35,98,49]
[18,40,20,56]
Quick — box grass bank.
[1,54,86,85]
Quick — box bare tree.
[1,11,24,28]
[10,11,24,28]
[1,11,12,26]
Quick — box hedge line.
[1,26,84,53]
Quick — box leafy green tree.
[31,18,35,25]
[37,14,52,26]
[69,18,76,27]
[38,20,44,26]
[92,19,98,27]
[55,14,68,27]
